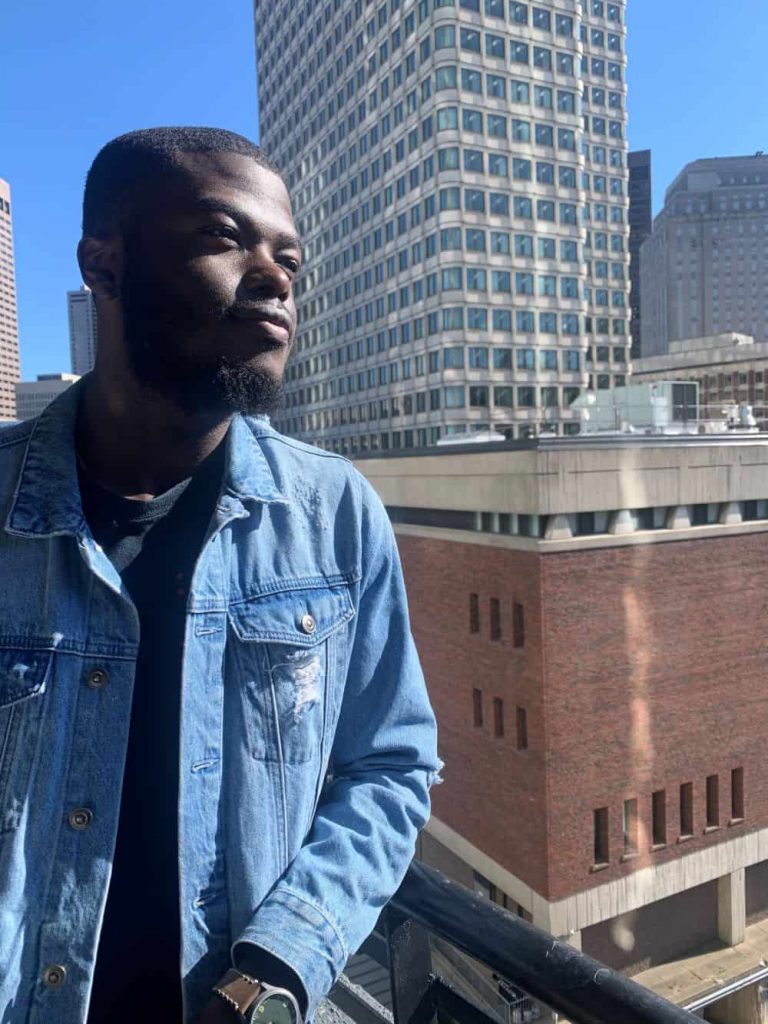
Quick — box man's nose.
[242,248,292,301]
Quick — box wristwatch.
[213,968,303,1024]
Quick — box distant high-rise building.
[15,373,80,421]
[640,154,768,357]
[628,149,651,358]
[255,0,630,452]
[67,286,98,375]
[0,179,22,420]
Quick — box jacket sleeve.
[232,470,442,1019]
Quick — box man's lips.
[229,306,293,341]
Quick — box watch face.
[249,992,299,1024]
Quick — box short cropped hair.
[82,126,281,236]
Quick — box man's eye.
[280,258,301,274]
[205,226,239,242]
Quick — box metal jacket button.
[68,808,93,831]
[87,668,109,689]
[300,613,317,635]
[42,965,67,987]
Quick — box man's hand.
[197,995,238,1024]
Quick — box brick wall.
[541,533,768,901]
[398,529,768,904]
[398,533,550,896]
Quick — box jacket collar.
[5,377,286,539]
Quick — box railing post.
[385,907,437,1024]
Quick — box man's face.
[118,151,301,416]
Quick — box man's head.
[79,126,301,417]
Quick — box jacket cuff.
[232,886,347,1021]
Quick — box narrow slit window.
[493,697,504,737]
[489,597,501,640]
[515,707,528,750]
[651,790,666,846]
[622,798,638,854]
[731,767,744,820]
[593,807,609,865]
[680,782,693,837]
[472,688,483,727]
[706,774,719,828]
[512,602,525,647]
[469,593,480,633]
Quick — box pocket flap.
[0,648,53,708]
[228,584,354,646]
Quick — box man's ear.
[77,234,123,301]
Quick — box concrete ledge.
[393,519,768,553]
[425,816,768,937]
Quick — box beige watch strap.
[214,968,264,1018]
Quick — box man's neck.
[76,372,232,500]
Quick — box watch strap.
[214,968,264,1020]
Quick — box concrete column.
[707,980,762,1024]
[545,514,572,541]
[717,868,746,946]
[719,502,743,526]
[609,510,635,535]
[666,505,691,530]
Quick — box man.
[0,127,441,1024]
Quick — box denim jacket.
[0,381,441,1023]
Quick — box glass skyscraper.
[255,0,629,453]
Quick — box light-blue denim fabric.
[0,380,441,1023]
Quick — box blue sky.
[1,0,767,379]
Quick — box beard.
[119,251,286,418]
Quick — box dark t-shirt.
[81,442,226,1023]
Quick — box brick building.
[357,435,768,1022]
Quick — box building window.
[489,598,501,640]
[706,774,719,829]
[622,798,638,855]
[472,688,483,727]
[731,767,745,821]
[652,790,666,846]
[493,698,504,738]
[680,782,693,838]
[469,386,489,408]
[469,593,480,633]
[434,25,456,49]
[593,807,609,866]
[444,385,466,408]
[513,603,525,647]
[515,707,528,751]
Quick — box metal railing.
[331,861,703,1024]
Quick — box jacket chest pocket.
[0,647,52,835]
[227,584,354,764]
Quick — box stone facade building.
[640,155,768,357]
[14,373,80,421]
[255,0,630,450]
